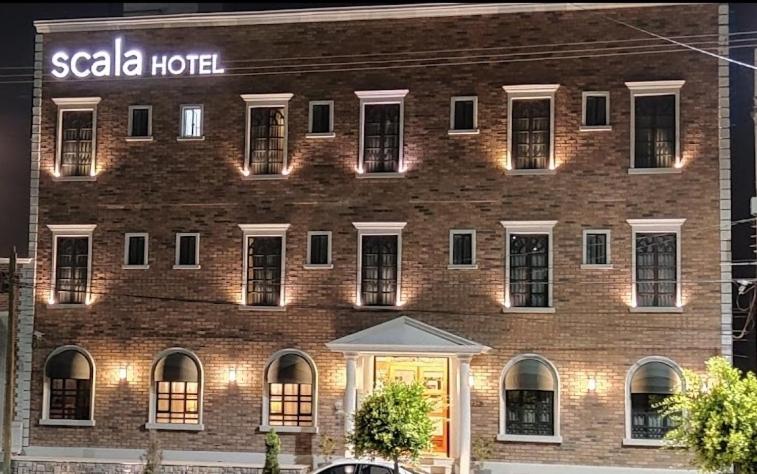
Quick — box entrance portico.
[327,316,490,474]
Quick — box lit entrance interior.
[374,356,449,456]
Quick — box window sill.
[259,425,318,434]
[145,422,204,432]
[353,304,404,311]
[622,438,665,447]
[125,136,154,142]
[580,264,613,270]
[241,174,289,181]
[628,167,682,175]
[122,264,150,270]
[176,136,205,142]
[172,264,201,270]
[629,306,683,313]
[239,305,287,312]
[306,132,335,139]
[303,264,334,270]
[447,264,478,270]
[356,172,406,179]
[496,434,562,444]
[505,169,556,176]
[579,125,612,132]
[502,306,556,314]
[52,175,97,182]
[46,303,88,310]
[40,419,95,427]
[448,129,480,136]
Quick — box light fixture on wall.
[118,365,128,382]
[587,377,597,392]
[228,367,237,384]
[468,374,475,388]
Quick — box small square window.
[180,105,203,138]
[582,230,611,268]
[449,230,477,269]
[306,231,332,268]
[124,233,149,268]
[449,96,478,133]
[174,233,200,269]
[581,92,610,129]
[128,106,152,138]
[308,101,333,135]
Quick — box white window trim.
[260,348,319,434]
[53,97,101,181]
[126,105,153,141]
[498,353,562,444]
[307,100,335,138]
[305,231,333,269]
[580,91,611,131]
[41,345,96,427]
[581,229,612,269]
[623,356,683,447]
[239,224,290,309]
[502,84,559,174]
[627,219,685,312]
[173,233,201,270]
[241,93,294,179]
[626,80,685,173]
[355,89,409,178]
[47,224,96,308]
[146,347,205,431]
[178,104,204,140]
[501,220,557,313]
[353,222,406,309]
[448,96,479,135]
[448,229,477,269]
[123,233,149,269]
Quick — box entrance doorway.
[374,356,449,457]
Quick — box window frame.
[241,93,293,179]
[260,348,319,434]
[355,89,409,178]
[47,224,96,308]
[627,219,685,312]
[239,224,290,310]
[40,345,96,427]
[53,97,101,181]
[126,105,153,141]
[305,231,333,269]
[448,229,477,269]
[580,91,611,131]
[501,221,557,313]
[146,347,205,431]
[581,229,612,269]
[123,232,149,269]
[307,100,335,138]
[173,233,201,270]
[178,104,204,140]
[353,222,406,309]
[623,356,683,447]
[498,353,561,444]
[448,96,479,135]
[626,80,685,173]
[502,84,559,174]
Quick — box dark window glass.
[630,361,678,439]
[453,99,475,130]
[130,108,150,137]
[585,233,607,265]
[634,95,676,168]
[47,350,92,420]
[55,237,89,304]
[311,103,331,133]
[452,233,473,265]
[323,466,357,474]
[505,390,554,436]
[509,234,549,307]
[511,99,550,170]
[247,236,282,306]
[309,234,329,265]
[361,235,398,306]
[250,107,285,175]
[359,466,393,474]
[584,95,607,126]
[127,235,146,266]
[363,104,400,173]
[178,235,197,266]
[60,110,94,177]
[636,233,676,307]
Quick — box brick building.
[15,3,730,473]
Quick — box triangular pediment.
[326,316,490,354]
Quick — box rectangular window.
[450,96,478,132]
[449,230,476,268]
[49,378,91,420]
[128,105,152,138]
[634,95,675,168]
[59,110,94,177]
[54,237,90,304]
[505,390,554,436]
[124,233,148,268]
[363,104,401,173]
[582,92,610,128]
[308,101,333,135]
[582,230,611,267]
[174,233,200,268]
[361,235,398,306]
[249,107,286,175]
[269,382,313,426]
[246,236,283,306]
[509,234,549,308]
[635,233,677,307]
[511,99,551,170]
[180,105,203,138]
[155,381,199,424]
[306,231,332,267]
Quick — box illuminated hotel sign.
[51,37,225,79]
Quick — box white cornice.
[240,93,294,104]
[34,3,694,34]
[355,90,410,100]
[626,218,686,229]
[625,80,686,91]
[238,224,291,234]
[51,97,102,106]
[46,224,97,234]
[353,222,407,231]
[502,84,560,95]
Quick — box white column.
[458,356,472,474]
[344,353,358,444]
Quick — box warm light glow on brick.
[228,367,237,384]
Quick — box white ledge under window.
[497,433,562,444]
[306,132,335,139]
[52,175,97,182]
[303,264,334,270]
[622,438,665,447]
[172,264,201,270]
[505,168,557,176]
[628,167,683,175]
[176,136,205,142]
[238,305,287,312]
[353,304,403,311]
[448,264,478,270]
[580,263,613,270]
[145,422,204,431]
[629,306,683,313]
[46,303,88,310]
[448,129,480,136]
[242,173,289,181]
[502,306,556,314]
[122,264,149,270]
[259,425,318,434]
[39,418,95,427]
[579,125,612,132]
[357,171,406,179]
[125,136,154,142]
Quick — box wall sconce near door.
[118,365,129,382]
[587,377,597,392]
[228,367,237,384]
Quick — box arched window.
[42,346,95,424]
[264,350,316,429]
[149,349,203,427]
[499,355,560,441]
[626,357,681,442]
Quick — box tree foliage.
[660,357,757,473]
[348,381,434,474]
[263,429,281,474]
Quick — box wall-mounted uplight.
[228,367,237,384]
[356,166,365,175]
[241,167,250,177]
[282,167,291,176]
[674,161,684,169]
[118,365,129,382]
[587,377,597,392]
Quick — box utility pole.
[3,248,16,474]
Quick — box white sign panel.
[51,37,225,79]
